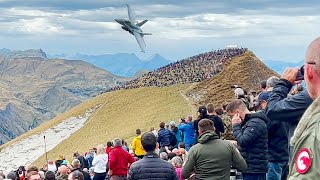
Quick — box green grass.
[31,84,192,166]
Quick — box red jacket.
[105,147,113,154]
[109,146,135,176]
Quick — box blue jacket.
[157,128,171,147]
[178,122,195,145]
[171,127,182,147]
[265,79,313,161]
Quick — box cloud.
[0,1,318,61]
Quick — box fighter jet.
[115,4,152,53]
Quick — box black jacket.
[233,112,268,173]
[265,79,313,160]
[127,152,178,180]
[193,115,225,140]
[263,109,289,163]
[207,115,225,137]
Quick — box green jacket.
[182,131,247,180]
[288,97,320,179]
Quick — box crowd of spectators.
[2,37,320,180]
[107,48,248,92]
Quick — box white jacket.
[92,154,108,173]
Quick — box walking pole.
[44,136,48,164]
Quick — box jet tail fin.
[136,20,148,27]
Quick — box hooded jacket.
[288,96,320,179]
[232,112,268,173]
[171,127,182,147]
[178,122,195,145]
[265,79,313,161]
[158,128,171,147]
[182,131,247,180]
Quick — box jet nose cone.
[114,19,120,23]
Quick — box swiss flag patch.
[295,148,312,174]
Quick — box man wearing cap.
[257,91,289,180]
[169,121,182,148]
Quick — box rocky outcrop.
[0,50,127,144]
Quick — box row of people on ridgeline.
[107,48,247,92]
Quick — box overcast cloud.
[0,0,319,62]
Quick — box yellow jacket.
[132,135,146,156]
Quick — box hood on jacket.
[198,131,219,144]
[243,111,269,125]
[135,135,142,140]
[171,127,179,132]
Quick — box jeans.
[93,172,107,180]
[267,161,288,180]
[242,173,266,180]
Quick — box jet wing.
[133,32,146,53]
[126,4,136,23]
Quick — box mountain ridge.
[0,51,127,144]
[49,52,171,77]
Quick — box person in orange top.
[131,129,146,159]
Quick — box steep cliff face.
[0,49,126,144]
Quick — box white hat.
[169,121,176,126]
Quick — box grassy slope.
[189,51,279,107]
[32,84,191,166]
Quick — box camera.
[295,65,304,81]
[180,118,186,123]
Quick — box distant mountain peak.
[0,48,47,59]
[145,53,168,62]
[49,52,172,77]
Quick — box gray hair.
[234,88,244,97]
[159,152,168,161]
[112,138,122,147]
[171,156,183,167]
[72,159,80,168]
[267,76,279,88]
[96,144,106,155]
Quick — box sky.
[0,0,319,62]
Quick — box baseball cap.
[257,92,270,105]
[198,106,207,113]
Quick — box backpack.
[168,130,177,146]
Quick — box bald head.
[306,37,320,76]
[305,37,320,99]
